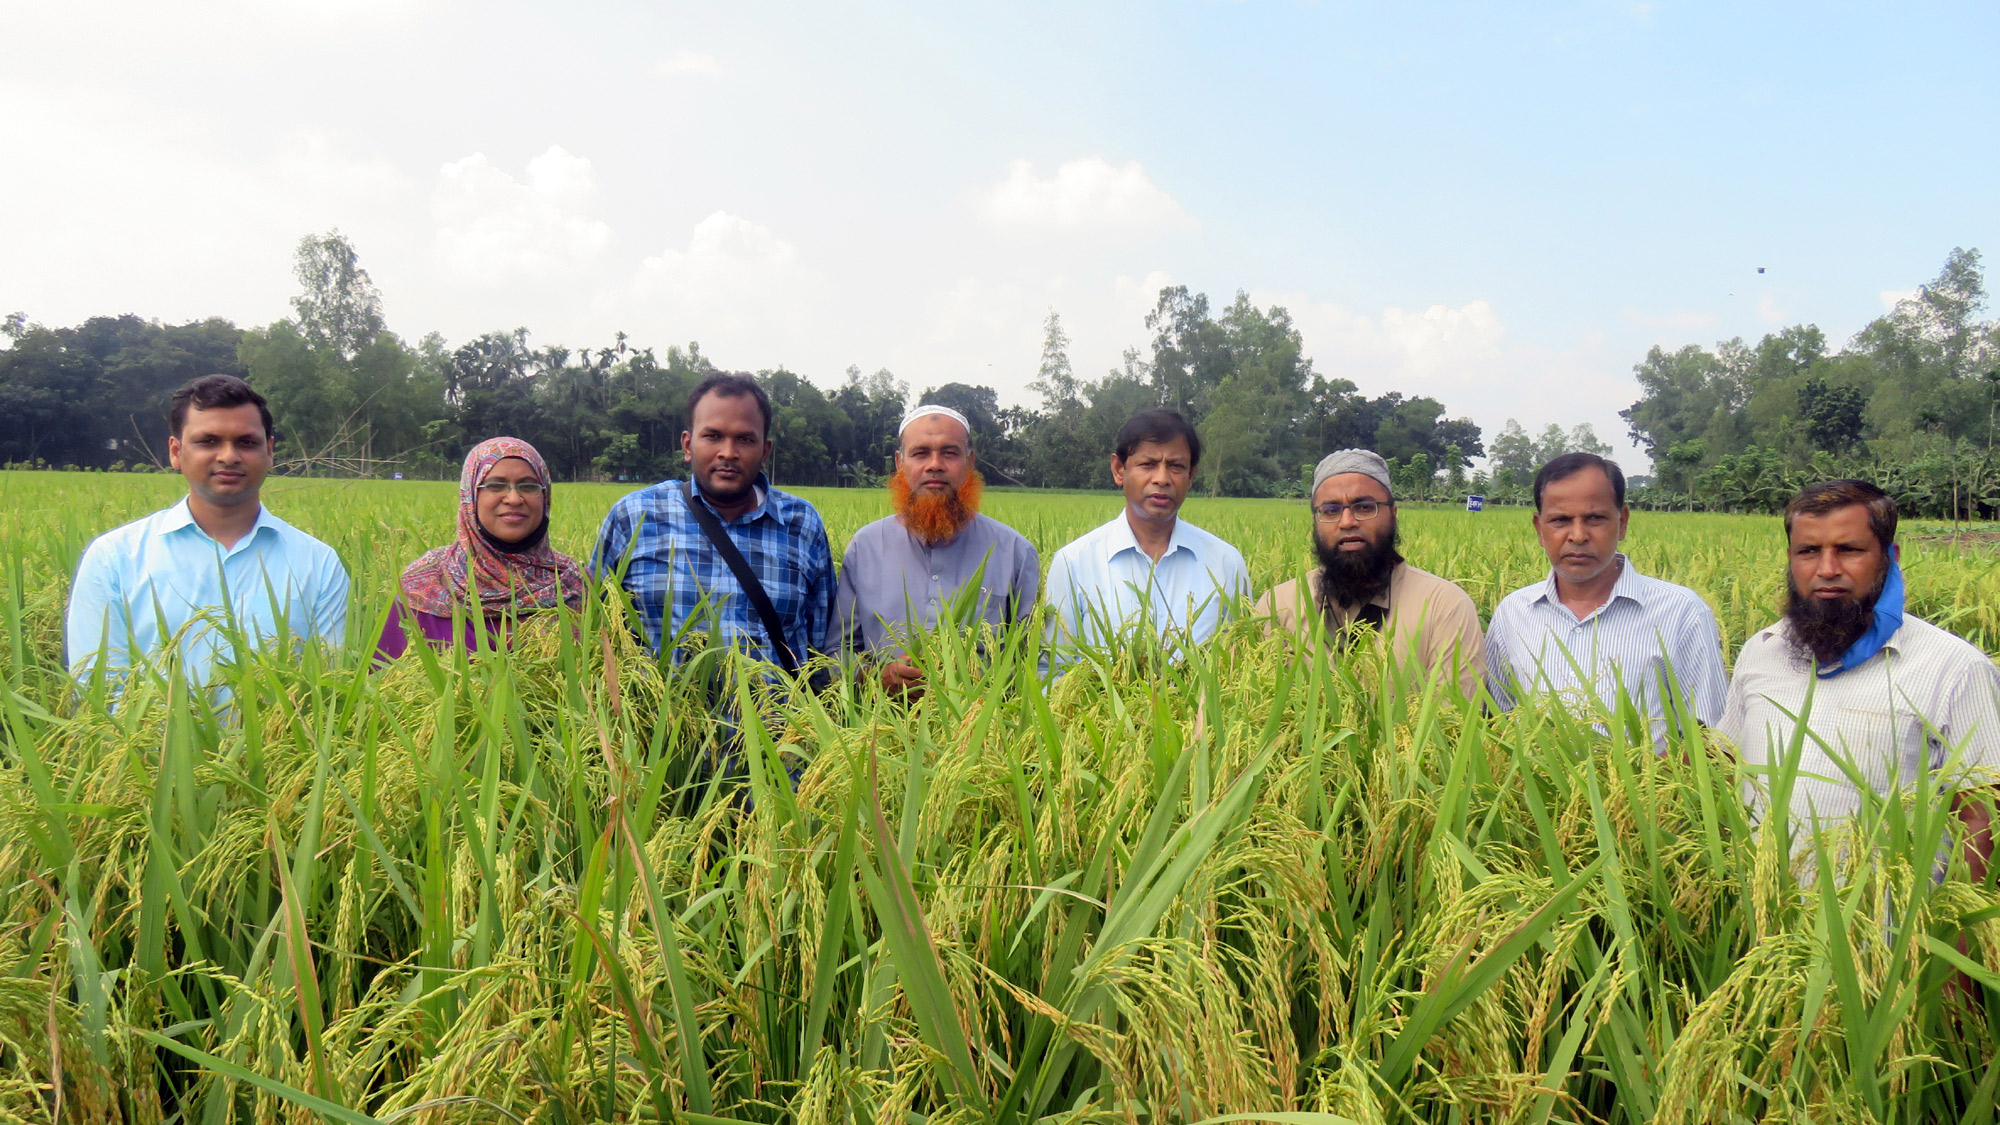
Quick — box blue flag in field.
[1819,551,1904,678]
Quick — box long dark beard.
[1784,570,1885,667]
[1313,522,1403,615]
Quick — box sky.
[4,0,1996,470]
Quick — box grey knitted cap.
[1311,449,1393,499]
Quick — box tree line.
[1618,247,2000,517]
[1,233,1503,497]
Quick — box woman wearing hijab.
[377,437,586,659]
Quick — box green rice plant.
[0,471,1996,1122]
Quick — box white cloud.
[1756,293,1788,324]
[431,146,612,283]
[1115,270,1178,321]
[927,277,1030,346]
[1879,287,1919,311]
[981,157,1195,232]
[1260,288,1642,463]
[1620,306,1718,334]
[652,49,722,77]
[1278,296,1509,378]
[265,0,427,23]
[273,130,408,202]
[627,211,818,340]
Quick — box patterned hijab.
[399,437,586,617]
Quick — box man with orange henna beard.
[833,405,1040,699]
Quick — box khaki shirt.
[1255,563,1487,696]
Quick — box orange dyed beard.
[890,469,984,547]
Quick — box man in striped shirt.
[1721,479,1996,879]
[1486,453,1727,742]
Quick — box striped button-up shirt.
[592,475,836,665]
[1721,614,2000,829]
[1486,555,1727,737]
[65,498,349,684]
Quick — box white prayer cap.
[899,404,971,436]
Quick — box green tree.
[1022,313,1097,489]
[1403,451,1434,501]
[1144,286,1229,422]
[1487,420,1536,491]
[1619,344,1724,464]
[1443,443,1467,496]
[247,233,442,474]
[0,314,246,468]
[1798,377,1867,452]
[1027,310,1079,411]
[290,231,385,362]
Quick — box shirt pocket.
[1820,704,1925,793]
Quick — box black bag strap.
[681,479,799,676]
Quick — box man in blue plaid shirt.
[592,373,837,668]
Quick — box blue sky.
[4,0,1994,467]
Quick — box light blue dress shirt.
[65,498,350,684]
[1043,509,1252,660]
[1485,554,1727,736]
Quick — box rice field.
[2,470,1999,1124]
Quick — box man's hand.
[880,659,926,700]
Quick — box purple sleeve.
[375,603,481,661]
[411,607,475,649]
[374,602,411,663]
[376,600,511,661]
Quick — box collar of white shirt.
[1532,552,1650,618]
[156,497,285,551]
[1101,509,1201,565]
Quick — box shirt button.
[931,574,940,581]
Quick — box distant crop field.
[2,470,1999,1123]
[8,470,1999,662]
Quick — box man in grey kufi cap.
[1311,449,1394,500]
[1256,447,1487,695]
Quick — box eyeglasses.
[1313,499,1390,523]
[478,481,546,498]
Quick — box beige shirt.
[1255,563,1487,696]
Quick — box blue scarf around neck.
[1818,551,1904,678]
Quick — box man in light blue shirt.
[65,375,349,686]
[1043,409,1251,665]
[1486,452,1726,740]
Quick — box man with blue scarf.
[1721,479,1997,881]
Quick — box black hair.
[1113,408,1203,470]
[1785,478,1897,551]
[686,372,773,438]
[1533,452,1625,510]
[169,374,274,441]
